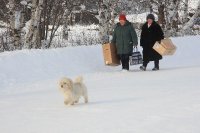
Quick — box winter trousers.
[118,54,130,70]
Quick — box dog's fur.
[58,76,88,105]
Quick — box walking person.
[111,14,138,71]
[140,14,164,71]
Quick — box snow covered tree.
[25,0,44,49]
[181,0,200,32]
[62,0,85,40]
[182,0,189,24]
[0,0,9,22]
[0,0,199,52]
[98,0,111,44]
[164,0,181,36]
[7,0,26,49]
[98,0,121,44]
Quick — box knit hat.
[146,14,155,21]
[119,14,126,21]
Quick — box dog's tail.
[74,76,83,83]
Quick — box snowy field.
[0,35,200,133]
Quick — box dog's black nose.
[61,85,63,88]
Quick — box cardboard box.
[102,43,120,66]
[153,38,177,56]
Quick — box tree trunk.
[25,0,44,49]
[182,0,189,24]
[158,3,165,29]
[63,9,69,40]
[110,10,117,35]
[8,0,24,49]
[32,0,43,48]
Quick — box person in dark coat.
[112,14,138,71]
[140,14,164,71]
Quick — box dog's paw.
[64,101,69,105]
[64,101,74,106]
[69,102,75,106]
[85,99,88,103]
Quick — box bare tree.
[62,0,85,40]
[42,0,65,48]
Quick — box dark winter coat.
[140,21,164,61]
[112,21,138,55]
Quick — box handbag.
[129,47,143,65]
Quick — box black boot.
[152,67,159,71]
[140,66,146,71]
[140,60,148,71]
[152,60,159,71]
[119,54,129,71]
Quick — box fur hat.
[146,14,155,21]
[119,14,126,21]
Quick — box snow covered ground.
[0,35,200,133]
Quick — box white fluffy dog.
[58,76,88,105]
